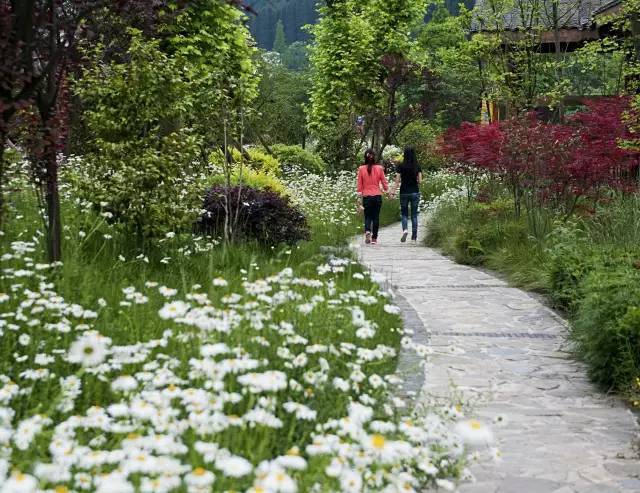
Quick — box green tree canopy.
[250,51,310,147]
[307,0,428,168]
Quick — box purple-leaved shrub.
[199,185,310,245]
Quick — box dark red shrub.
[569,97,639,195]
[199,186,310,246]
[440,122,503,173]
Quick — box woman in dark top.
[391,146,422,243]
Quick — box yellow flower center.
[371,434,386,449]
[470,420,482,430]
[55,487,69,493]
[193,467,206,476]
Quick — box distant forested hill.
[247,0,317,49]
[247,0,477,50]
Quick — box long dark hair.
[364,148,376,175]
[403,146,418,174]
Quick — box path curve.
[356,224,639,493]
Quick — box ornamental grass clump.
[199,185,310,245]
[572,265,640,392]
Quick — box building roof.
[592,0,621,16]
[472,0,612,32]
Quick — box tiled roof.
[472,0,612,32]
[592,0,621,15]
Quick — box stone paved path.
[356,224,640,493]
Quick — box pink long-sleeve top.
[357,164,388,196]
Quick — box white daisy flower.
[67,331,111,367]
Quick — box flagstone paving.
[355,224,640,493]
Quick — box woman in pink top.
[357,149,389,245]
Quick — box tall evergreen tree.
[273,19,287,53]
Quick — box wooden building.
[471,0,618,53]
[471,0,629,120]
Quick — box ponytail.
[364,149,376,175]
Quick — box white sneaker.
[401,230,408,242]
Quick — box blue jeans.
[400,193,420,240]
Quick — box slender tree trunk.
[632,18,640,67]
[370,119,378,156]
[0,127,7,229]
[552,2,565,122]
[380,88,397,158]
[37,87,63,262]
[248,124,273,155]
[42,126,62,262]
[222,116,232,244]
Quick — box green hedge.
[272,144,326,174]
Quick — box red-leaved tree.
[439,98,639,220]
[569,97,639,198]
[440,121,504,202]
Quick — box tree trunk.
[36,97,63,262]
[0,127,7,229]
[630,18,640,91]
[379,88,397,159]
[43,134,62,262]
[552,2,565,122]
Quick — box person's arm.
[380,166,389,193]
[390,173,400,197]
[356,167,364,209]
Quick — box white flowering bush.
[421,169,477,217]
[381,145,402,163]
[283,169,359,232]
